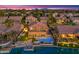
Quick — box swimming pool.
[38,37,54,43]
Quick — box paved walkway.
[0,41,12,47]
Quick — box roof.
[40,16,48,20]
[57,25,79,34]
[10,22,22,32]
[0,16,21,22]
[29,22,48,31]
[9,16,22,22]
[0,22,22,34]
[0,24,8,33]
[29,22,47,26]
[26,15,37,20]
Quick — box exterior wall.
[28,32,49,38]
[75,34,79,36]
[41,20,47,22]
[56,19,65,24]
[59,34,75,39]
[40,17,48,22]
[73,20,79,25]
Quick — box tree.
[0,46,2,50]
[0,10,4,16]
[21,15,26,25]
[3,19,14,28]
[32,36,36,42]
[47,13,59,45]
[0,34,8,42]
[32,9,41,22]
[18,14,30,41]
[7,31,17,41]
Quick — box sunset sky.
[0,5,79,9]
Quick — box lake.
[9,46,79,54]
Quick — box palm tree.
[47,13,59,45]
[21,14,26,25]
[17,14,30,41]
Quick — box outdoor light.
[61,34,66,38]
[68,34,75,38]
[23,28,28,32]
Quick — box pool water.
[38,37,54,43]
[10,46,79,54]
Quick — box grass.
[65,22,76,26]
[58,42,79,48]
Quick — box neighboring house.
[0,24,7,34]
[0,16,7,23]
[69,14,79,25]
[9,16,22,22]
[10,22,22,32]
[40,16,48,22]
[0,23,22,34]
[57,25,79,39]
[71,17,79,25]
[73,20,79,25]
[0,16,22,24]
[0,16,22,34]
[26,15,37,24]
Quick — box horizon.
[0,5,79,10]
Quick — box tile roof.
[57,25,79,34]
[0,24,7,33]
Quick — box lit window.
[68,34,75,38]
[61,34,66,38]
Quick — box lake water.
[9,46,79,54]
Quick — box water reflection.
[10,47,79,54]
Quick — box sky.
[0,5,79,9]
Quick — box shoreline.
[1,44,79,53]
[12,44,79,50]
[1,45,79,53]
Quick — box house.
[0,20,22,35]
[73,20,79,25]
[0,24,7,34]
[0,16,22,23]
[26,15,37,24]
[57,25,79,39]
[0,16,7,23]
[10,22,22,32]
[40,16,48,22]
[28,22,50,39]
[9,16,22,22]
[71,16,79,25]
[28,22,54,44]
[69,13,79,25]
